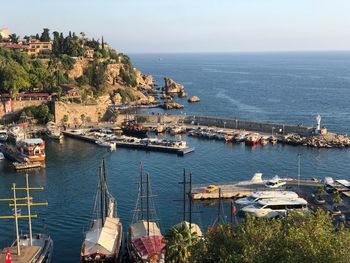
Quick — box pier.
[191,179,322,200]
[62,130,194,156]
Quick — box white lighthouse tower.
[316,114,321,134]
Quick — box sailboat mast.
[13,183,20,256]
[26,174,33,246]
[146,173,150,236]
[189,172,192,231]
[183,169,186,222]
[217,188,222,224]
[140,161,143,220]
[100,164,105,225]
[103,160,108,218]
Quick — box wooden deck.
[0,246,41,263]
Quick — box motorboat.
[245,133,260,146]
[260,136,269,146]
[265,176,286,188]
[242,197,308,218]
[234,133,246,143]
[235,191,298,206]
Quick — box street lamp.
[224,121,226,129]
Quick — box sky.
[2,0,350,53]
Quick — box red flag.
[5,248,12,263]
[232,205,237,215]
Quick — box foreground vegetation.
[166,210,350,263]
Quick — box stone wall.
[0,100,47,122]
[53,101,108,125]
[184,115,314,136]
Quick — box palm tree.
[165,222,199,263]
[315,185,326,204]
[332,190,342,214]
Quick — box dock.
[191,179,322,200]
[13,162,43,170]
[62,130,195,156]
[115,141,194,155]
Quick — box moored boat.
[234,133,246,143]
[127,164,166,263]
[0,174,53,263]
[81,159,123,262]
[122,120,149,138]
[8,125,25,143]
[245,133,260,146]
[260,136,269,146]
[17,138,45,162]
[270,136,278,144]
[45,122,63,140]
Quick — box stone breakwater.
[182,115,350,148]
[183,115,314,136]
[283,133,350,148]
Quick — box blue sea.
[1,52,350,262]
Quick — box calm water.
[1,52,350,262]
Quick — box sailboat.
[127,163,166,263]
[172,169,202,236]
[0,174,53,263]
[80,159,123,263]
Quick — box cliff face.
[67,59,153,90]
[65,58,156,106]
[135,70,154,88]
[67,59,90,79]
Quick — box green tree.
[9,33,19,44]
[189,210,350,263]
[0,60,30,94]
[40,28,51,42]
[166,223,199,263]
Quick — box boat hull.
[122,130,148,138]
[245,140,259,146]
[26,155,46,162]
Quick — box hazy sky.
[2,0,350,53]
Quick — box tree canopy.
[187,210,350,263]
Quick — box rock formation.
[283,133,350,148]
[162,101,184,110]
[188,96,200,103]
[163,77,186,96]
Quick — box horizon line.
[127,49,350,55]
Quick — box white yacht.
[265,176,286,188]
[242,197,308,218]
[235,191,298,206]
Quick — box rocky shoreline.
[283,133,350,148]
